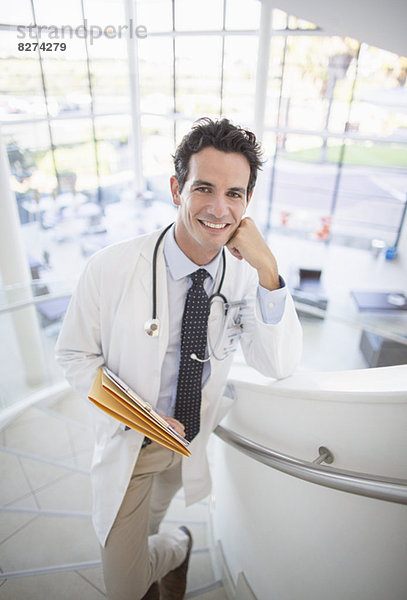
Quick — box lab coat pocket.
[91,406,122,440]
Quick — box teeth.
[202,221,228,229]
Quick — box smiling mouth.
[199,220,230,230]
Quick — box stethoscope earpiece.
[190,352,209,363]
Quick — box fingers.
[226,217,258,262]
[226,217,279,284]
[162,416,186,438]
[226,244,243,260]
[226,221,247,260]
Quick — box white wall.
[273,0,407,57]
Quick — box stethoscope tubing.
[151,222,227,321]
[147,223,234,360]
[151,222,174,321]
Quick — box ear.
[170,176,181,207]
[246,189,253,209]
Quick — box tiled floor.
[0,392,227,600]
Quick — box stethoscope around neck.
[144,222,231,362]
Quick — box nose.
[210,192,229,219]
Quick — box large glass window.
[136,0,173,33]
[138,37,174,115]
[174,0,224,31]
[1,0,407,406]
[0,32,46,121]
[225,0,260,30]
[222,36,258,122]
[33,0,83,26]
[1,0,406,259]
[88,39,130,115]
[263,16,407,248]
[175,36,222,117]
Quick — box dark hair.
[173,117,263,197]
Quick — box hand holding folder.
[88,367,191,457]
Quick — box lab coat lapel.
[156,247,169,369]
[139,233,156,299]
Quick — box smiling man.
[56,118,302,600]
[171,142,280,290]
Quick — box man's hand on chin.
[226,217,280,291]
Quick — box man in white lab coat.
[56,118,302,600]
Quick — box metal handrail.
[214,425,407,505]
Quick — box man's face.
[171,147,252,265]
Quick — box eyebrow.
[229,186,247,195]
[191,180,246,195]
[191,179,215,188]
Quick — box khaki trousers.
[100,442,189,600]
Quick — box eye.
[228,191,244,199]
[195,186,211,193]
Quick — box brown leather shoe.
[141,581,159,600]
[159,526,193,600]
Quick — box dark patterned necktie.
[174,268,211,442]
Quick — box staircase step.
[186,579,227,599]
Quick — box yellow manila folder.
[88,368,191,457]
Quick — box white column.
[253,0,273,141]
[0,127,47,386]
[125,0,145,195]
[249,0,273,223]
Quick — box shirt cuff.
[257,275,287,324]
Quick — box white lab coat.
[55,227,302,546]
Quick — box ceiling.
[271,0,407,58]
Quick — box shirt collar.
[163,224,222,282]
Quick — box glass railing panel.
[0,290,70,411]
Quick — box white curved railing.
[210,368,407,600]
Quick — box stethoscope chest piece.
[144,318,160,337]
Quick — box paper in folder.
[88,367,191,457]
